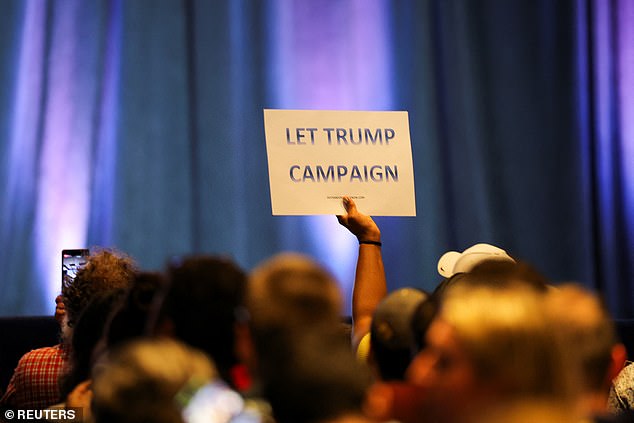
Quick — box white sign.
[263,109,416,216]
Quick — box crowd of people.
[1,197,633,423]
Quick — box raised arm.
[337,196,387,349]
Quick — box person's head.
[433,258,549,299]
[370,288,429,381]
[62,248,137,329]
[91,338,217,423]
[408,278,572,423]
[59,289,126,399]
[105,271,167,350]
[545,283,627,415]
[262,330,372,423]
[239,252,343,382]
[246,252,343,330]
[152,255,247,386]
[436,243,516,279]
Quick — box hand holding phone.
[54,294,65,325]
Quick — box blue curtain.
[1,0,632,318]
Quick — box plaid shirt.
[0,344,68,409]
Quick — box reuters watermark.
[3,408,82,421]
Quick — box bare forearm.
[352,243,387,343]
[336,196,388,346]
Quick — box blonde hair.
[544,283,619,392]
[440,281,574,401]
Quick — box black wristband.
[358,240,382,247]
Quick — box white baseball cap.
[437,243,516,278]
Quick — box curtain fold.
[0,0,632,318]
[587,0,634,317]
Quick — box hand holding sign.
[336,196,382,243]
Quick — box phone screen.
[62,249,89,287]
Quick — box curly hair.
[62,248,138,327]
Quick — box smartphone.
[62,249,89,288]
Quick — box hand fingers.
[344,196,357,215]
